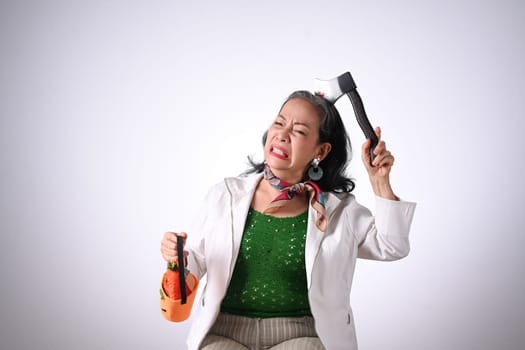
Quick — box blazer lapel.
[224,174,262,271]
[305,192,341,289]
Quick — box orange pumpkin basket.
[160,235,199,322]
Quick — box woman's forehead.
[280,98,320,120]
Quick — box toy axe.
[314,71,378,163]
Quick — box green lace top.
[220,208,312,318]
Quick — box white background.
[1,0,524,349]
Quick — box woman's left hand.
[362,126,399,200]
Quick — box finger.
[166,250,190,266]
[182,251,189,267]
[177,232,188,246]
[373,140,386,156]
[376,153,395,168]
[160,245,177,262]
[371,142,385,166]
[173,232,188,248]
[371,148,386,165]
[385,154,395,167]
[161,246,189,263]
[163,231,178,244]
[176,232,187,239]
[164,231,187,239]
[375,126,382,140]
[361,138,372,163]
[161,235,177,253]
[160,233,173,257]
[163,231,187,248]
[171,250,190,263]
[161,232,188,262]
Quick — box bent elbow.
[388,242,410,261]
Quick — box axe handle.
[345,90,378,163]
[177,235,187,304]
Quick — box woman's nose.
[276,131,290,142]
[275,127,291,142]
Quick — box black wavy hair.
[245,90,355,193]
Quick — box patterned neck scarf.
[263,163,327,232]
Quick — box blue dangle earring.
[308,157,323,181]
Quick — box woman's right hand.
[161,232,188,264]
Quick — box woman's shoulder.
[324,191,372,216]
[324,191,356,206]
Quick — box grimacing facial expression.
[264,98,331,182]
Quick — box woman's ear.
[317,143,332,161]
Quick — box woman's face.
[264,98,331,183]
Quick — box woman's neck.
[265,166,305,186]
[251,177,308,217]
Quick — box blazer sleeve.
[352,196,416,261]
[184,182,228,279]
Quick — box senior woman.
[160,90,416,350]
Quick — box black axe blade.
[314,72,378,163]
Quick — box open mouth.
[270,146,289,159]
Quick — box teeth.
[273,148,286,157]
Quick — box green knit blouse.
[220,208,312,318]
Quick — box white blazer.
[184,173,416,350]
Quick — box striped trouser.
[200,313,325,350]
